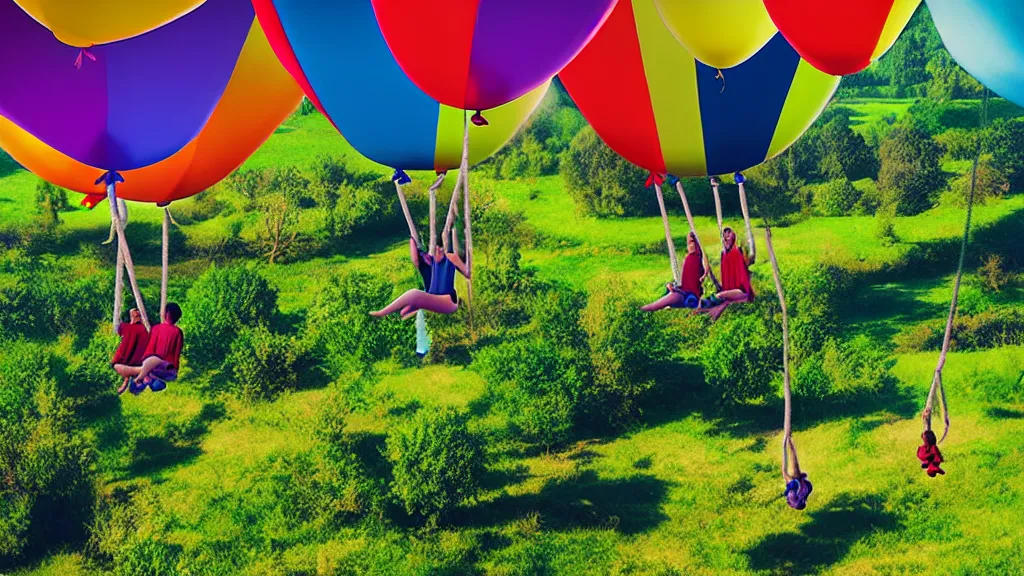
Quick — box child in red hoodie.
[114,303,184,392]
[112,308,150,395]
[917,430,945,477]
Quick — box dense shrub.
[934,128,982,161]
[813,178,861,217]
[305,271,413,375]
[386,406,485,525]
[561,126,653,217]
[894,308,1024,353]
[988,117,1024,189]
[941,159,1008,207]
[786,264,855,363]
[815,117,879,181]
[0,343,94,565]
[580,286,673,428]
[793,336,897,400]
[64,328,121,407]
[182,264,279,372]
[171,189,228,224]
[534,285,588,350]
[225,325,309,401]
[0,252,105,344]
[699,308,782,405]
[878,125,946,215]
[474,338,586,450]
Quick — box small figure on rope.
[115,303,184,395]
[784,472,813,510]
[917,428,945,477]
[112,308,150,395]
[371,235,470,319]
[641,232,707,312]
[699,227,754,321]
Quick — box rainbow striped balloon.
[253,0,547,174]
[0,19,302,206]
[12,0,206,47]
[560,0,839,177]
[0,0,254,172]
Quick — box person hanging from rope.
[642,232,707,312]
[114,303,184,395]
[917,429,945,477]
[111,308,150,395]
[699,226,755,321]
[371,229,470,319]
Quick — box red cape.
[112,322,149,366]
[720,247,754,299]
[680,252,704,295]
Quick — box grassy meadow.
[2,93,1023,576]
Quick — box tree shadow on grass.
[129,400,227,476]
[746,492,901,576]
[457,469,670,535]
[985,406,1024,420]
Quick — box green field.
[3,99,1023,575]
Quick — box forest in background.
[1,5,1023,575]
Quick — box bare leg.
[117,376,131,395]
[136,356,167,383]
[716,289,750,303]
[114,363,142,378]
[641,291,684,312]
[371,289,458,317]
[401,307,420,321]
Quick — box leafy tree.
[942,159,1008,207]
[926,50,984,101]
[988,118,1024,190]
[386,407,485,525]
[182,264,280,372]
[225,325,308,401]
[34,180,68,229]
[744,153,801,220]
[815,117,878,181]
[305,271,412,375]
[561,126,653,217]
[699,310,782,404]
[813,178,861,217]
[877,125,945,215]
[256,166,308,263]
[0,343,94,564]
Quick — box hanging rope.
[764,224,801,482]
[111,200,126,335]
[710,176,725,246]
[100,172,151,331]
[649,174,681,285]
[392,170,420,247]
[735,172,757,265]
[923,90,989,444]
[460,111,474,328]
[160,204,171,321]
[672,177,722,292]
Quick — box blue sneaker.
[128,378,146,395]
[148,378,167,392]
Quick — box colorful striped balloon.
[253,0,547,173]
[928,0,1024,107]
[0,0,254,172]
[0,20,302,205]
[560,0,839,177]
[763,0,921,76]
[11,0,206,47]
[653,0,777,69]
[368,0,616,111]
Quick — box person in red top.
[700,227,755,321]
[641,233,708,312]
[114,302,184,393]
[112,308,150,395]
[917,429,945,477]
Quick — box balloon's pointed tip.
[471,111,488,126]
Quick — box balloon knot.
[94,170,124,187]
[470,111,488,126]
[645,173,665,188]
[156,201,171,208]
[734,172,746,185]
[709,176,720,187]
[715,68,725,93]
[665,175,680,186]
[391,169,412,185]
[74,46,96,70]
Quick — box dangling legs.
[641,290,684,312]
[371,289,458,317]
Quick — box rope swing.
[102,173,151,332]
[921,89,989,450]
